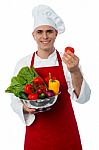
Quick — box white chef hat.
[32,5,65,34]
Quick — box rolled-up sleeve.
[67,78,91,104]
[62,61,91,104]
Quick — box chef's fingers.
[23,104,36,114]
[63,52,79,64]
[62,54,74,65]
[64,51,78,61]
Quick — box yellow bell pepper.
[48,79,60,95]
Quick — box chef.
[11,5,91,150]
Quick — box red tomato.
[65,47,75,53]
[37,88,43,94]
[28,93,39,100]
[33,77,43,84]
[24,84,33,94]
[40,84,47,92]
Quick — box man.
[11,5,91,150]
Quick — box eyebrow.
[36,29,54,32]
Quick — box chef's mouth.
[40,40,51,44]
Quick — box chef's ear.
[32,32,36,40]
[55,30,58,37]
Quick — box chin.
[44,48,51,51]
[41,47,51,51]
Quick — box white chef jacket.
[11,50,91,126]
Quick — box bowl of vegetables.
[21,92,59,109]
[5,66,60,111]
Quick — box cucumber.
[19,92,28,100]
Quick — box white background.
[0,0,99,149]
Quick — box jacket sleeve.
[10,55,35,126]
[11,94,35,126]
[62,61,91,104]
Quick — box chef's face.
[32,25,58,51]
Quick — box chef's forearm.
[71,67,83,97]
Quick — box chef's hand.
[62,50,83,96]
[62,50,79,73]
[23,104,36,114]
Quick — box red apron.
[24,51,82,150]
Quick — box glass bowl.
[21,94,59,109]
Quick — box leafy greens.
[5,66,38,97]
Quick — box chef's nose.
[43,32,48,39]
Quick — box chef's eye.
[47,30,54,33]
[36,30,43,34]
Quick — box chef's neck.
[37,47,55,59]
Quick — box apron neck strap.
[30,52,35,68]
